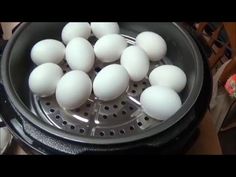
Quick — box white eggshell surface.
[91,22,120,39]
[65,37,95,73]
[56,70,92,110]
[31,39,65,65]
[29,63,63,97]
[140,86,182,121]
[136,31,167,61]
[94,34,128,63]
[149,65,187,93]
[93,64,129,101]
[121,46,150,82]
[61,22,91,44]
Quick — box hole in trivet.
[144,117,149,121]
[121,101,126,105]
[131,90,136,94]
[103,115,108,119]
[66,64,70,68]
[119,129,125,134]
[110,131,115,136]
[79,128,85,134]
[46,102,51,106]
[50,109,55,113]
[113,105,118,109]
[130,126,135,131]
[133,83,138,87]
[84,112,89,116]
[122,111,126,115]
[70,125,75,130]
[95,67,101,73]
[86,103,91,108]
[55,115,60,119]
[138,122,142,126]
[142,88,146,91]
[63,70,66,74]
[62,121,67,125]
[100,131,105,136]
[104,106,109,110]
[113,114,117,118]
[142,81,147,85]
[129,106,134,111]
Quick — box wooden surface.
[5,140,27,155]
[187,111,222,154]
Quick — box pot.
[0,22,210,154]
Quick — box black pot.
[0,22,211,154]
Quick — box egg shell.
[120,46,150,82]
[136,31,167,61]
[94,34,128,63]
[29,63,63,97]
[56,70,92,110]
[149,65,187,93]
[93,64,129,101]
[140,85,182,121]
[91,22,120,39]
[65,37,95,73]
[31,39,65,65]
[61,22,91,45]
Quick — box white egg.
[56,70,92,110]
[93,64,129,101]
[31,39,65,65]
[61,22,91,45]
[91,22,120,39]
[149,65,187,93]
[136,31,167,61]
[140,86,182,121]
[29,63,63,97]
[65,37,95,73]
[120,46,150,82]
[94,34,128,63]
